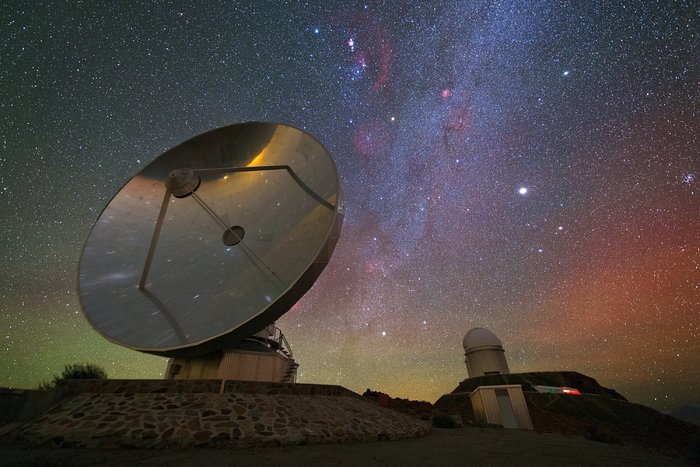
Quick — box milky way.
[1,1,697,410]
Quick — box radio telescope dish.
[78,122,343,357]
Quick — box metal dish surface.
[78,122,343,357]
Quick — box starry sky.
[1,1,698,411]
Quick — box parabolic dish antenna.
[78,122,343,357]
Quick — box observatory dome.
[463,327,504,350]
[463,327,510,378]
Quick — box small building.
[463,327,510,378]
[469,384,533,430]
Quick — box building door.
[495,389,518,428]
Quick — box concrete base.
[6,380,430,449]
[165,337,298,383]
[165,348,295,383]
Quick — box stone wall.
[0,388,28,425]
[8,380,430,449]
[56,379,359,397]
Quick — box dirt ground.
[2,425,695,467]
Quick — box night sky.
[1,1,698,411]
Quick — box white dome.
[463,327,503,350]
[462,327,510,378]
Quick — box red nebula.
[353,120,392,157]
[332,7,393,95]
[374,39,392,91]
[446,107,472,133]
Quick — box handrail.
[279,331,293,359]
[257,325,294,360]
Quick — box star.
[1,0,695,414]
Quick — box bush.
[59,363,107,380]
[38,363,108,389]
[432,413,457,429]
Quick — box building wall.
[506,386,534,430]
[470,390,485,422]
[469,385,533,430]
[166,350,291,382]
[465,349,510,378]
[480,388,501,424]
[218,350,288,381]
[166,353,222,380]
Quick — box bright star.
[518,187,528,195]
[562,70,570,76]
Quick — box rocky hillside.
[434,371,699,459]
[449,371,626,400]
[362,389,433,421]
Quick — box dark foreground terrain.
[1,425,695,467]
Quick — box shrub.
[38,363,108,390]
[59,363,107,380]
[432,413,457,429]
